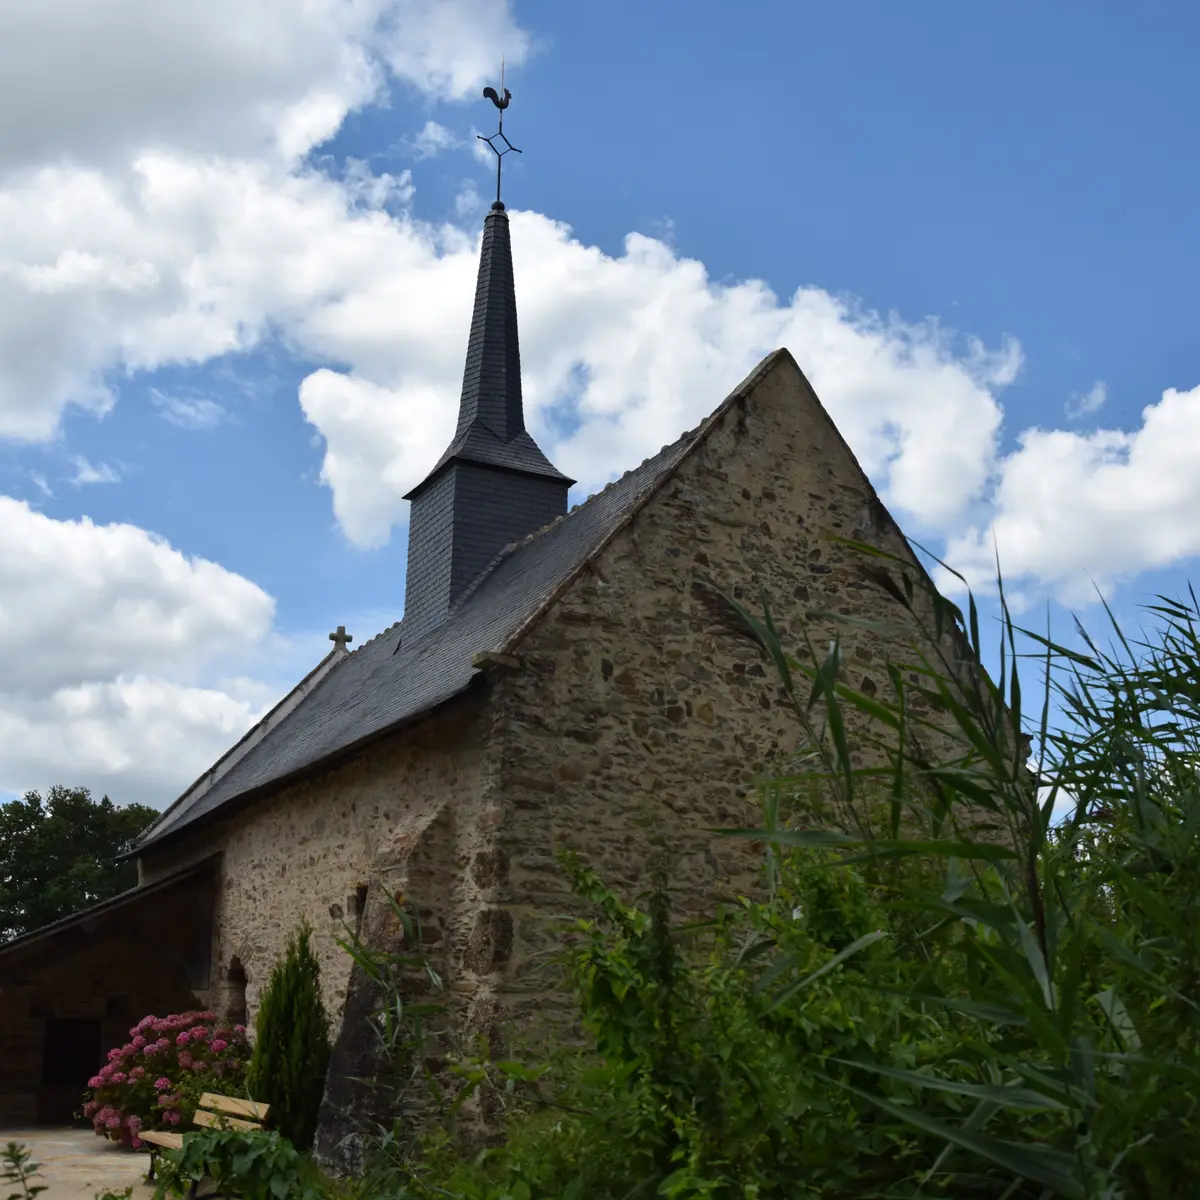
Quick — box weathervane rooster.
[478,65,520,208]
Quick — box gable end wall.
[473,355,966,1046]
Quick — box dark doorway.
[38,1017,102,1125]
[226,957,247,1026]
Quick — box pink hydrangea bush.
[85,1010,250,1147]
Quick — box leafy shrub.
[85,1010,251,1146]
[404,851,938,1199]
[152,1124,324,1200]
[247,920,332,1151]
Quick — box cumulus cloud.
[0,153,419,439]
[471,130,499,168]
[0,497,275,695]
[380,1,530,101]
[0,0,528,440]
[0,497,280,802]
[408,120,462,160]
[454,180,483,217]
[0,0,529,172]
[942,384,1200,605]
[0,676,275,807]
[0,138,1017,544]
[297,213,1017,546]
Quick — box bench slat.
[139,1130,184,1150]
[199,1092,270,1121]
[193,1108,261,1133]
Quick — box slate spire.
[457,202,526,442]
[402,90,573,640]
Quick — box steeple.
[402,87,573,640]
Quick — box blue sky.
[0,0,1196,807]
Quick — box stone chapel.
[0,184,969,1130]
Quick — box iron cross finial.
[478,59,521,209]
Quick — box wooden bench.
[141,1092,270,1197]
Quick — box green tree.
[0,785,157,942]
[246,921,332,1152]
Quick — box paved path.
[1,1127,156,1200]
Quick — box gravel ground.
[1,1127,157,1200]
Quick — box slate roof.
[420,423,572,487]
[133,350,780,853]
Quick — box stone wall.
[138,698,494,1031]
[134,353,974,1159]
[308,355,977,1159]
[469,354,969,1049]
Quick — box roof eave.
[0,855,220,963]
[133,646,351,852]
[130,673,487,859]
[403,452,575,502]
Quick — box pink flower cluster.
[85,1010,251,1147]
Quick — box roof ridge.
[495,350,791,657]
[357,619,402,652]
[134,349,796,855]
[356,439,675,651]
[443,422,704,620]
[136,643,352,846]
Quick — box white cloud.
[0,0,530,173]
[0,153,422,439]
[70,456,120,486]
[297,213,1017,546]
[0,676,274,807]
[1066,380,1107,420]
[0,140,1017,544]
[342,159,415,210]
[0,0,531,442]
[454,180,483,218]
[379,1,530,101]
[942,384,1200,605]
[471,129,499,168]
[0,496,281,803]
[0,497,275,695]
[409,120,461,160]
[151,389,227,431]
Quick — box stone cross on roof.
[329,625,353,654]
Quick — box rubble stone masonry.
[145,356,968,1159]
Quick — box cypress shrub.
[246,920,332,1151]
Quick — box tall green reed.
[705,547,1200,1197]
